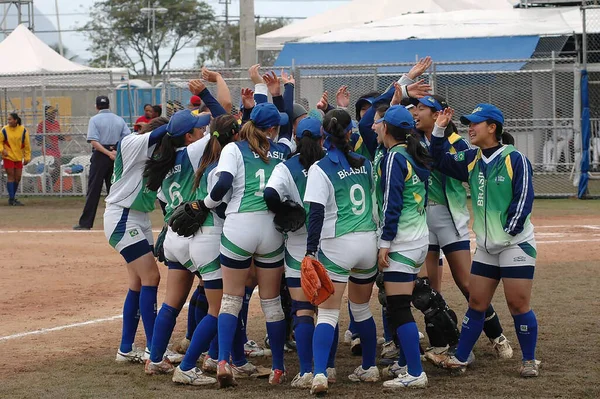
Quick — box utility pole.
[239,0,256,68]
[54,0,64,56]
[220,0,231,68]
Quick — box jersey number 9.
[350,184,366,216]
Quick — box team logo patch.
[463,316,470,325]
[513,256,526,262]
[129,229,139,238]
[455,152,465,162]
[520,325,528,332]
[472,106,483,114]
[495,176,505,183]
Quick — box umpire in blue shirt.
[74,95,130,230]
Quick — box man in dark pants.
[73,96,130,230]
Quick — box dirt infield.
[1,198,599,398]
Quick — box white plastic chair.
[20,155,55,194]
[60,154,91,195]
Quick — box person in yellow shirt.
[1,113,31,206]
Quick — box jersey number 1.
[254,169,266,197]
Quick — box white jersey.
[195,163,231,228]
[105,133,157,213]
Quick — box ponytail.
[9,112,22,126]
[144,134,185,191]
[385,123,432,169]
[193,115,240,190]
[296,135,325,170]
[323,109,364,169]
[240,120,270,163]
[487,119,514,145]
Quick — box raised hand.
[201,67,220,83]
[407,79,432,99]
[241,88,255,109]
[249,64,264,85]
[336,85,350,108]
[391,82,403,106]
[188,79,207,95]
[407,56,432,80]
[316,91,329,111]
[436,107,454,128]
[281,69,295,85]
[263,70,281,97]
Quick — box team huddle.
[102,58,539,394]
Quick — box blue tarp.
[578,69,590,198]
[275,36,541,72]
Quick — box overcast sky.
[28,0,349,69]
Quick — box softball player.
[414,95,512,363]
[304,109,379,395]
[1,112,30,206]
[104,118,168,364]
[198,102,293,388]
[375,105,431,389]
[263,117,326,388]
[432,105,539,378]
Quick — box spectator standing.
[1,112,30,206]
[134,104,154,132]
[37,106,69,188]
[73,95,130,230]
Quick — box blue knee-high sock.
[218,313,238,362]
[180,314,218,371]
[295,315,315,375]
[7,182,15,199]
[186,286,200,340]
[455,307,485,362]
[348,302,356,334]
[149,303,180,363]
[327,323,339,368]
[195,286,208,327]
[240,286,253,343]
[354,316,377,369]
[208,335,218,359]
[266,318,287,370]
[119,289,140,353]
[397,322,423,376]
[232,317,248,367]
[382,306,393,342]
[140,285,158,348]
[314,323,335,375]
[464,293,503,340]
[397,342,407,367]
[512,310,538,361]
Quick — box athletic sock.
[186,286,200,340]
[482,304,504,340]
[149,303,179,363]
[232,317,248,367]
[194,286,208,327]
[266,319,286,370]
[313,323,335,375]
[354,316,377,369]
[139,285,158,349]
[180,314,218,371]
[208,335,218,359]
[240,286,253,343]
[7,182,15,199]
[397,342,407,367]
[348,301,356,334]
[455,307,485,362]
[327,323,339,369]
[119,289,140,353]
[512,310,538,361]
[397,322,423,376]
[217,313,238,362]
[382,306,393,342]
[295,315,315,375]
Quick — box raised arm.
[430,109,475,182]
[188,79,227,118]
[202,67,233,113]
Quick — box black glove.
[153,225,168,264]
[168,200,210,237]
[274,200,306,233]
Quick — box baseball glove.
[168,200,210,237]
[153,225,168,265]
[274,200,306,233]
[301,255,335,305]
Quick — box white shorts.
[164,226,193,269]
[318,231,378,284]
[472,239,537,280]
[189,226,222,282]
[104,203,153,255]
[383,238,429,279]
[427,203,470,253]
[285,232,305,280]
[220,212,284,268]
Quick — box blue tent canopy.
[275,36,541,72]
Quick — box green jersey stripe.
[517,242,537,259]
[257,243,285,258]
[388,251,419,268]
[221,234,253,257]
[318,250,350,276]
[285,249,301,271]
[198,257,221,275]
[351,264,378,275]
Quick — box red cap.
[190,95,202,106]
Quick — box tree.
[81,0,215,75]
[199,18,289,67]
[49,43,79,62]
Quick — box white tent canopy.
[0,25,127,87]
[257,0,519,50]
[300,7,584,43]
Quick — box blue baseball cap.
[460,104,504,126]
[250,103,289,129]
[378,105,416,129]
[296,117,323,140]
[418,96,446,112]
[167,110,211,137]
